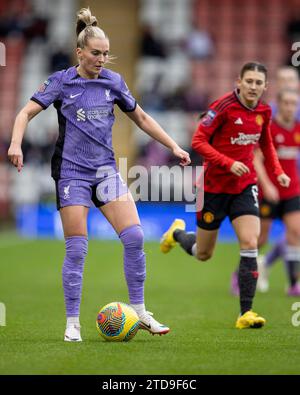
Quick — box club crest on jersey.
[294,133,300,144]
[201,110,217,126]
[255,115,264,126]
[63,185,70,200]
[105,89,112,101]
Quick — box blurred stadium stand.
[1,0,297,239]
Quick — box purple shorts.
[55,172,128,210]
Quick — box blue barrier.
[16,203,285,241]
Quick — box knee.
[258,234,268,249]
[240,237,258,251]
[119,225,144,250]
[286,228,300,245]
[195,250,213,262]
[65,236,88,264]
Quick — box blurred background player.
[254,67,300,284]
[160,62,290,329]
[254,89,300,295]
[231,67,300,296]
[7,7,190,341]
[244,67,300,293]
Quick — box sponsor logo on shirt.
[277,146,299,159]
[231,133,260,145]
[77,108,86,122]
[76,107,110,122]
[63,185,70,200]
[70,93,82,99]
[88,107,110,120]
[201,110,217,126]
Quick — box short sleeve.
[30,71,64,109]
[115,76,137,112]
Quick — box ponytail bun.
[76,7,107,48]
[76,7,98,36]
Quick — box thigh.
[196,226,219,256]
[99,192,141,235]
[92,172,128,208]
[60,205,89,237]
[232,215,260,249]
[283,207,300,246]
[258,218,273,249]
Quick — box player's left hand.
[277,173,290,188]
[172,146,191,166]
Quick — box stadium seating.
[194,0,291,101]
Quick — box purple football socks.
[119,225,146,305]
[265,238,286,267]
[62,236,88,317]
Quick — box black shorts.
[260,196,300,220]
[197,184,260,230]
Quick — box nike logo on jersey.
[70,93,82,99]
[234,117,243,125]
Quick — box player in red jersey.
[254,89,300,295]
[160,62,290,329]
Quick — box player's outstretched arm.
[8,101,43,172]
[126,105,191,166]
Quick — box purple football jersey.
[31,66,137,181]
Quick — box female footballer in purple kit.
[8,8,190,342]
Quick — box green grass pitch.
[0,234,300,375]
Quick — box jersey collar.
[273,116,296,131]
[70,65,110,80]
[234,89,260,111]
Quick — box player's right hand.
[8,142,23,172]
[230,161,250,177]
[277,173,290,188]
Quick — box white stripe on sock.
[285,246,300,261]
[240,249,258,258]
[192,243,197,257]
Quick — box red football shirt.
[192,90,283,194]
[263,120,300,200]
